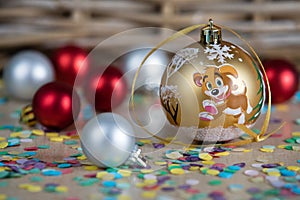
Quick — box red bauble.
[263,59,299,104]
[84,66,127,112]
[32,82,81,130]
[53,45,88,86]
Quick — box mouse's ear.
[219,64,238,78]
[193,73,203,87]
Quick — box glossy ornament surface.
[84,66,127,112]
[3,50,55,100]
[263,59,299,104]
[52,45,88,86]
[80,113,147,168]
[32,82,81,130]
[160,21,265,142]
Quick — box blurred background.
[0,0,300,68]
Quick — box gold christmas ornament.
[160,20,265,142]
[131,19,284,146]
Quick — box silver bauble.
[122,48,169,90]
[81,112,146,168]
[3,50,55,100]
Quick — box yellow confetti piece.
[267,171,281,177]
[189,166,199,171]
[202,160,215,165]
[277,145,286,149]
[0,137,6,141]
[141,191,157,199]
[170,168,185,175]
[259,148,274,153]
[0,167,6,172]
[46,132,59,137]
[139,139,152,144]
[118,195,131,200]
[243,149,253,153]
[27,185,42,192]
[31,129,44,136]
[102,173,115,181]
[96,171,108,179]
[140,169,154,174]
[206,169,220,176]
[154,161,167,166]
[50,137,64,142]
[292,131,300,137]
[55,186,68,193]
[59,135,71,140]
[287,166,300,172]
[10,132,22,137]
[199,153,213,161]
[19,183,31,189]
[249,176,264,183]
[143,179,157,186]
[77,155,87,160]
[84,165,98,171]
[0,194,7,200]
[0,142,8,149]
[118,169,132,177]
[214,151,230,156]
[231,147,245,152]
[135,182,145,188]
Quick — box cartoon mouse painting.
[193,64,253,124]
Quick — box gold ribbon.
[130,23,284,148]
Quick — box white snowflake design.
[160,85,181,104]
[167,48,199,79]
[204,44,234,64]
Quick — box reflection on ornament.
[160,20,265,142]
[53,45,88,86]
[80,112,147,168]
[32,82,81,130]
[84,66,127,112]
[3,50,55,100]
[263,59,299,104]
[123,48,169,90]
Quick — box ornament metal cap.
[200,19,222,45]
[125,145,148,168]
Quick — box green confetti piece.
[64,140,78,145]
[208,179,222,186]
[137,173,144,179]
[285,138,296,143]
[135,141,144,146]
[30,176,44,182]
[0,171,10,179]
[37,145,50,149]
[28,168,40,174]
[263,189,280,196]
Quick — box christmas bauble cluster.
[3,45,130,130]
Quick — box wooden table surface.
[0,85,299,200]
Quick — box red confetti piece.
[143,185,160,191]
[186,188,200,194]
[46,163,57,167]
[84,173,97,178]
[24,146,38,151]
[61,168,73,175]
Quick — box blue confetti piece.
[291,187,300,195]
[42,169,62,176]
[57,163,72,168]
[218,172,233,179]
[227,165,241,171]
[280,169,297,177]
[102,180,116,188]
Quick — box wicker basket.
[1,0,300,70]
